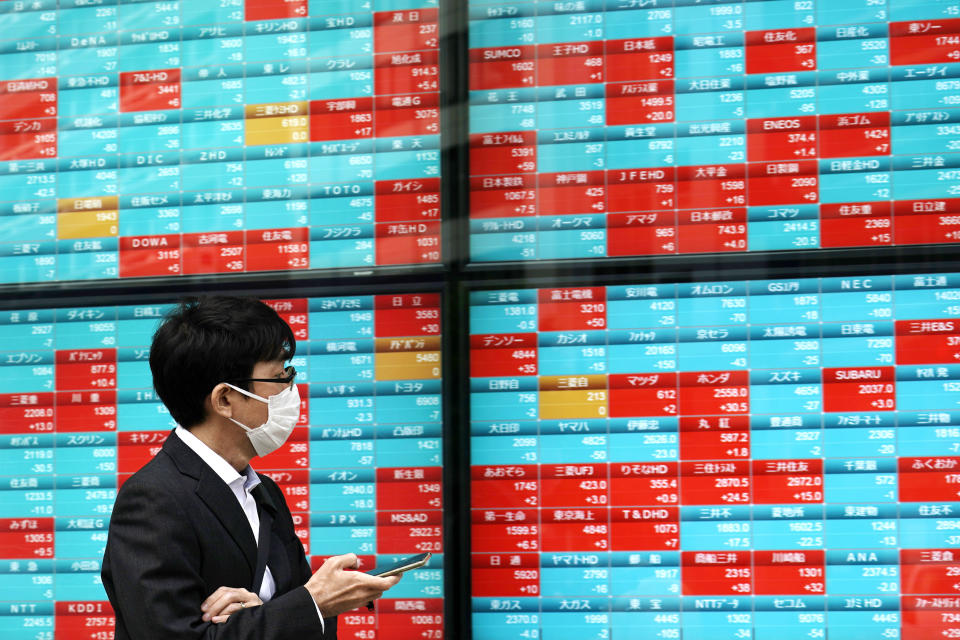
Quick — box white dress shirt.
[175,427,323,627]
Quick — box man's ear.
[209,383,235,419]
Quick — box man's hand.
[200,586,262,623]
[305,553,400,617]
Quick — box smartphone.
[367,552,432,577]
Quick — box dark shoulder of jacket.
[113,446,181,503]
[256,471,285,504]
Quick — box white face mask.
[225,382,300,457]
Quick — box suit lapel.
[251,484,274,593]
[162,432,258,575]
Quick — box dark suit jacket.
[101,431,337,640]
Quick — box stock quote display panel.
[0,294,443,640]
[0,1,440,283]
[468,1,960,262]
[470,275,960,640]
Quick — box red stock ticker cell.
[608,166,677,212]
[745,28,817,74]
[374,93,439,137]
[263,298,310,341]
[679,415,751,461]
[376,178,441,223]
[540,507,609,552]
[245,227,310,272]
[820,201,894,248]
[822,366,896,412]
[472,553,540,597]
[676,164,745,210]
[0,392,54,434]
[374,50,439,95]
[606,211,678,256]
[680,460,751,506]
[681,551,752,596]
[255,428,311,472]
[753,550,825,595]
[537,287,607,331]
[900,549,960,594]
[0,517,54,558]
[894,198,960,245]
[376,467,443,510]
[751,459,824,504]
[376,599,443,640]
[609,372,678,418]
[0,117,56,161]
[747,160,819,206]
[895,318,960,365]
[470,174,537,219]
[819,112,891,158]
[373,293,440,337]
[677,207,747,253]
[119,69,180,112]
[470,333,538,378]
[0,77,57,120]
[119,234,182,278]
[746,116,817,162]
[373,9,439,53]
[376,510,442,555]
[606,80,675,125]
[471,465,539,509]
[55,390,117,432]
[901,595,960,640]
[537,41,605,85]
[118,431,170,474]
[471,131,537,175]
[677,370,750,416]
[540,463,607,509]
[471,508,540,553]
[610,461,679,507]
[181,231,246,275]
[55,602,115,637]
[605,37,674,83]
[55,349,117,391]
[309,97,374,142]
[537,171,605,216]
[890,19,960,65]
[469,46,536,91]
[611,505,679,551]
[376,220,441,265]
[898,457,960,502]
[245,0,307,21]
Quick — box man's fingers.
[325,553,359,570]
[203,590,239,620]
[201,586,231,611]
[201,587,260,622]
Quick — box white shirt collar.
[175,426,261,492]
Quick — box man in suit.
[102,295,399,639]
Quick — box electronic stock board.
[468,0,960,261]
[470,272,960,639]
[0,293,444,640]
[0,0,441,283]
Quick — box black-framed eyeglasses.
[227,366,297,385]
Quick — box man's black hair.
[150,295,296,428]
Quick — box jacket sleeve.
[259,474,339,640]
[102,476,325,640]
